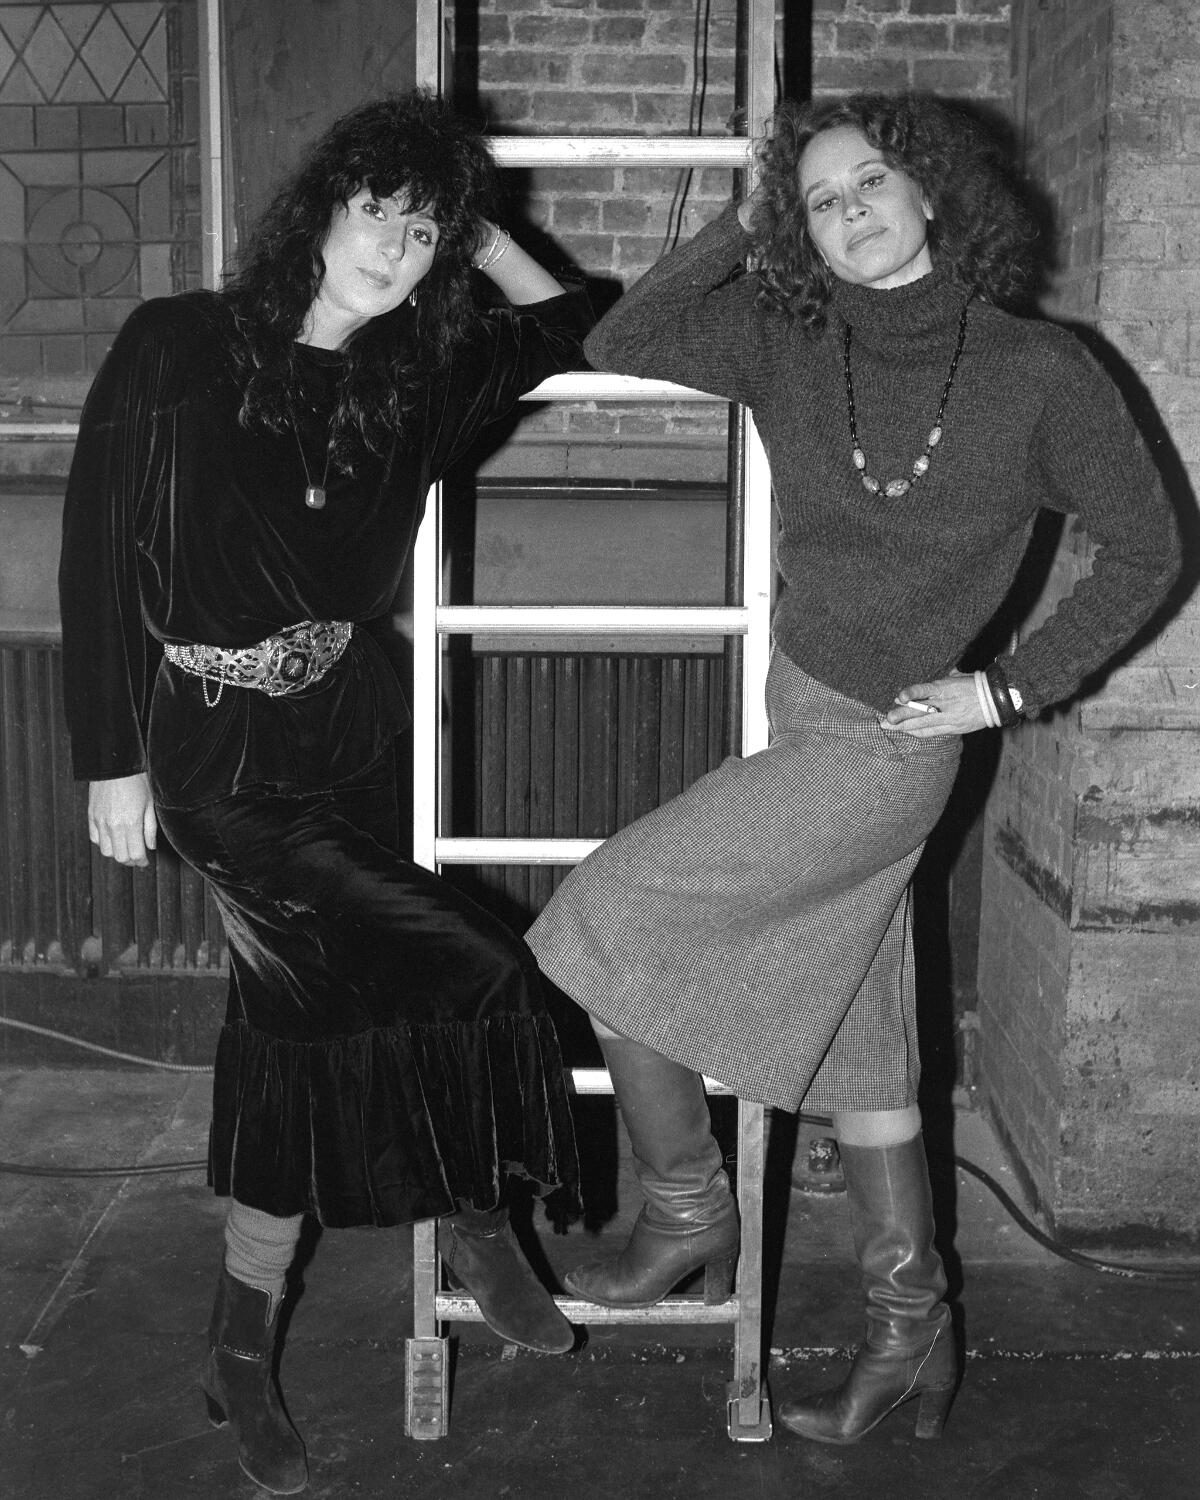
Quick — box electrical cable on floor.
[0,1157,206,1178]
[1,1018,1196,1282]
[791,1111,1200,1284]
[0,1014,213,1073]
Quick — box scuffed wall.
[980,0,1200,1241]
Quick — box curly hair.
[748,93,1041,336]
[221,90,497,464]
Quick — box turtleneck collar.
[829,261,972,354]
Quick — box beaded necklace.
[843,298,971,500]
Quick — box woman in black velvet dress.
[58,92,588,1494]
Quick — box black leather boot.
[201,1268,308,1494]
[441,1202,576,1353]
[779,1133,959,1444]
[564,1035,739,1309]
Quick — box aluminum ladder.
[406,0,777,1445]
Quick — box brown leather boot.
[564,1035,739,1309]
[200,1268,308,1494]
[441,1202,576,1353]
[779,1134,959,1444]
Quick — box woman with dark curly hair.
[527,93,1179,1442]
[59,90,589,1493]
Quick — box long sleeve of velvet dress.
[58,287,592,1226]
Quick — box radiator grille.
[460,651,727,919]
[0,645,226,976]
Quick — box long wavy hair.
[221,90,496,465]
[748,93,1041,336]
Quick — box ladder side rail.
[741,416,773,755]
[729,1098,772,1439]
[411,486,442,872]
[414,0,445,94]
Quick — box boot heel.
[913,1384,955,1439]
[203,1389,228,1428]
[703,1248,738,1305]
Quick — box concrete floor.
[2,1067,1199,1499]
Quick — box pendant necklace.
[843,298,971,500]
[292,412,333,510]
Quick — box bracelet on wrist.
[973,670,1001,729]
[984,662,1024,728]
[473,224,501,270]
[475,226,511,273]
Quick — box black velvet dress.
[59,288,590,1227]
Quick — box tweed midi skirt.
[526,650,962,1114]
[155,746,579,1229]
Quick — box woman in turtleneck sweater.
[527,94,1180,1443]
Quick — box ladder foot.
[726,1378,773,1442]
[405,1336,450,1440]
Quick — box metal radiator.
[462,651,727,918]
[0,644,226,979]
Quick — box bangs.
[360,171,454,225]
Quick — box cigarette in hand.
[895,697,939,715]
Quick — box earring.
[408,290,417,307]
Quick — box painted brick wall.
[456,0,1013,481]
[980,0,1200,1240]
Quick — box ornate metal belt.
[163,620,353,707]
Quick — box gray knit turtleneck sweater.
[583,206,1180,717]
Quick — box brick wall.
[980,0,1200,1240]
[1011,0,1111,313]
[455,0,1013,481]
[812,0,1010,100]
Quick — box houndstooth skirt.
[526,649,962,1114]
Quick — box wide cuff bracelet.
[984,662,1024,728]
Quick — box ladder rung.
[435,605,748,636]
[433,836,600,865]
[1,423,77,440]
[0,376,724,448]
[486,136,755,169]
[520,372,721,402]
[434,1292,740,1324]
[571,1066,733,1096]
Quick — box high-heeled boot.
[440,1201,576,1353]
[564,1034,739,1309]
[779,1133,959,1444]
[200,1268,308,1494]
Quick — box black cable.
[661,0,712,255]
[0,1157,206,1178]
[796,1110,1200,1283]
[947,1152,1200,1282]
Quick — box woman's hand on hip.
[88,773,157,867]
[881,671,988,737]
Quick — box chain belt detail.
[163,620,353,707]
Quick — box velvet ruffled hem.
[206,1013,581,1229]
